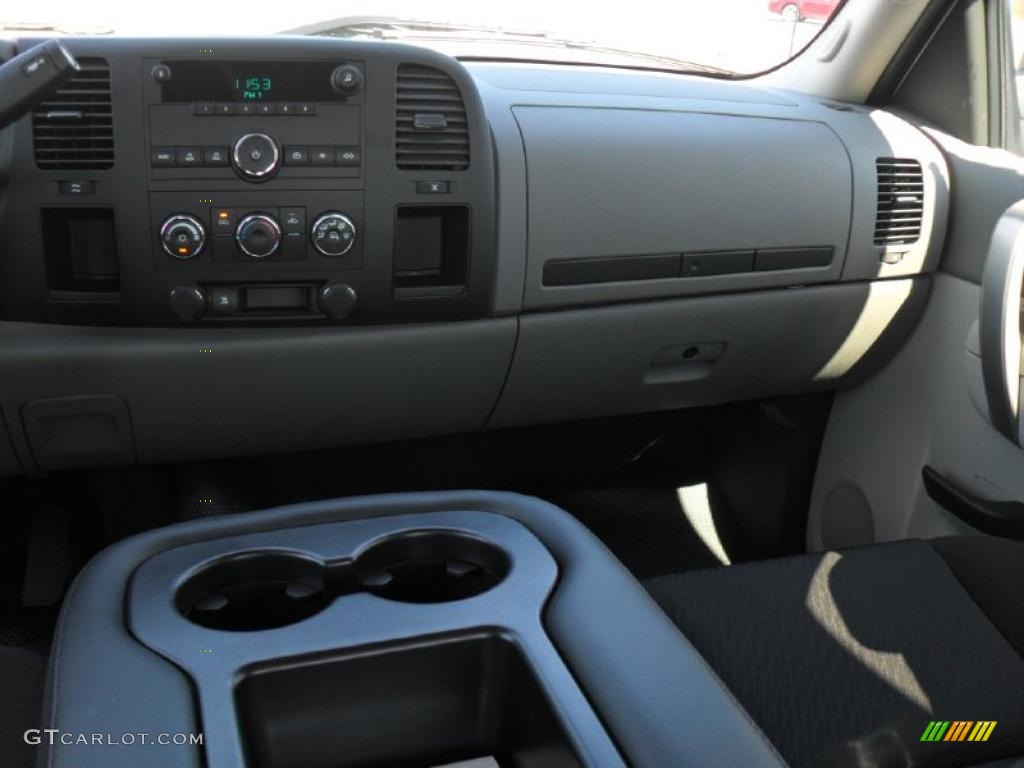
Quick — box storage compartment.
[394,205,470,297]
[40,207,120,294]
[177,531,510,631]
[21,394,135,471]
[235,633,582,768]
[513,107,852,310]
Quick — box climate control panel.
[158,207,357,265]
[151,191,362,270]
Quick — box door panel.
[808,131,1024,549]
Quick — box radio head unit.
[144,58,364,184]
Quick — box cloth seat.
[644,536,1024,768]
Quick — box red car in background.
[768,0,840,21]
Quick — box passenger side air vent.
[396,64,469,171]
[33,58,114,170]
[874,158,923,246]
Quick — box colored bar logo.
[921,721,997,742]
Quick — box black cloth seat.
[644,536,1024,768]
[0,646,47,768]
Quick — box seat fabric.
[644,537,1024,768]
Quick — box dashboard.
[0,36,950,474]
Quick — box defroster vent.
[874,157,923,246]
[396,64,469,171]
[33,58,114,170]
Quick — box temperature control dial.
[311,212,356,256]
[232,133,280,181]
[236,213,281,259]
[160,214,205,259]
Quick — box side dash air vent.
[396,64,469,171]
[874,157,924,246]
[33,58,114,170]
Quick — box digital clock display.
[235,76,272,100]
[158,61,348,103]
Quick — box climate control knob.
[232,132,280,181]
[160,214,205,259]
[235,213,281,259]
[311,212,357,256]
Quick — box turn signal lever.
[0,40,79,131]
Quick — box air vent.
[396,64,469,171]
[874,157,923,246]
[33,58,114,170]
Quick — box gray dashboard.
[0,39,950,474]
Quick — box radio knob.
[232,133,280,181]
[311,212,356,256]
[236,213,281,259]
[160,214,205,259]
[331,65,362,94]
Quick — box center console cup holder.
[177,530,511,632]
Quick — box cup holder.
[356,531,510,604]
[176,531,511,632]
[176,551,330,632]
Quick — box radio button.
[283,146,309,165]
[176,147,202,166]
[297,103,317,116]
[335,147,360,166]
[255,102,274,115]
[151,147,176,166]
[310,147,334,166]
[203,146,230,166]
[238,102,257,115]
[193,102,215,116]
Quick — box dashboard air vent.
[396,64,469,171]
[33,58,114,170]
[874,157,923,246]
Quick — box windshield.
[1,0,844,76]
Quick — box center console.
[41,491,787,768]
[130,510,621,767]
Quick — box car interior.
[0,0,1023,766]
